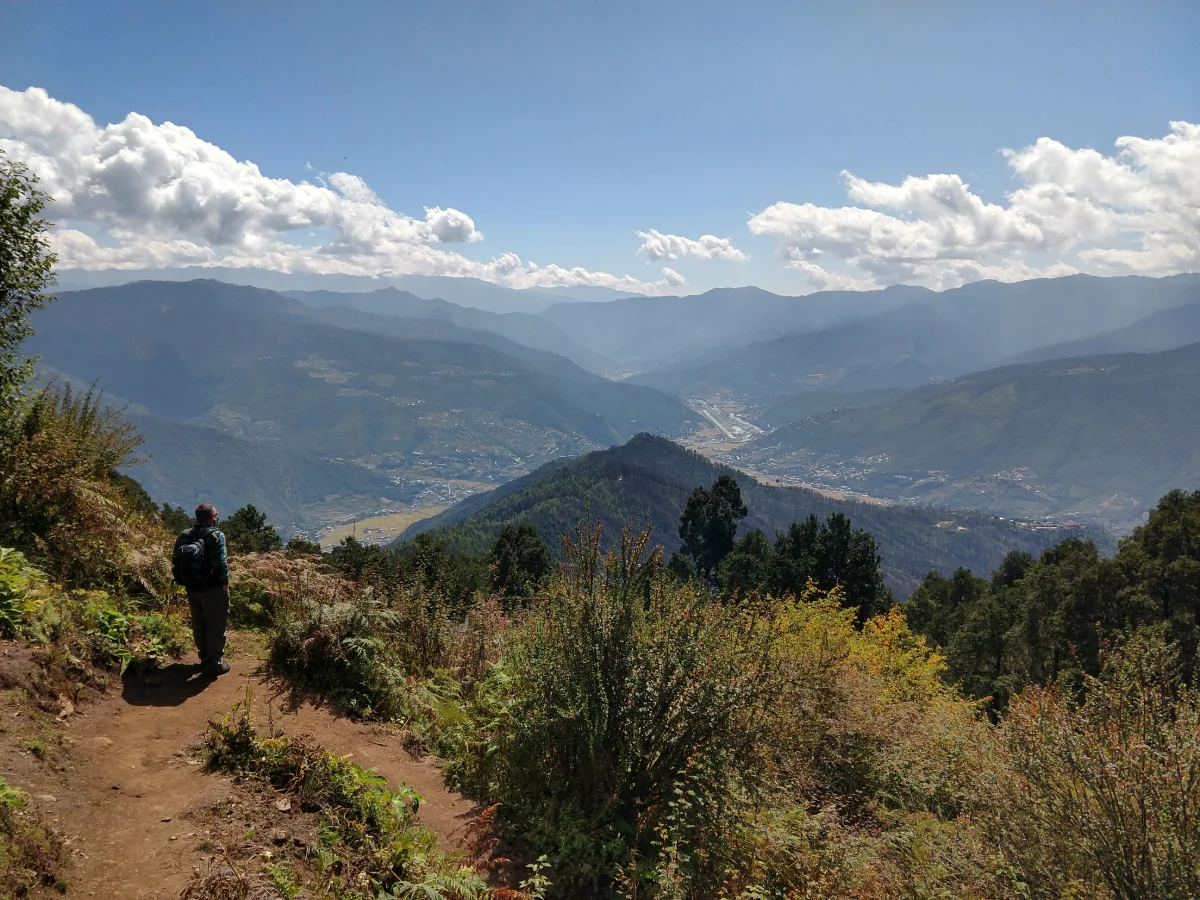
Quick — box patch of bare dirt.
[0,633,479,898]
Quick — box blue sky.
[1,0,1197,294]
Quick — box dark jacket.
[173,525,230,589]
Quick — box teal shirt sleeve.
[211,529,230,585]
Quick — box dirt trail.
[7,635,477,899]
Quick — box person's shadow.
[121,663,219,707]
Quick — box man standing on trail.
[171,503,231,677]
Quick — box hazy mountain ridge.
[401,434,1107,596]
[539,284,926,369]
[53,267,635,313]
[286,287,616,374]
[622,274,1200,399]
[1007,300,1200,365]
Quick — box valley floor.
[0,634,476,898]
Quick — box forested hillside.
[735,342,1200,529]
[403,434,1104,595]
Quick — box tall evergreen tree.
[771,512,891,621]
[222,504,283,553]
[490,522,553,601]
[678,475,747,582]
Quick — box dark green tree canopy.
[0,149,57,413]
[718,528,772,599]
[769,512,891,620]
[678,474,747,581]
[222,504,283,553]
[905,489,1200,713]
[160,503,194,534]
[489,522,552,601]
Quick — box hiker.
[171,503,231,676]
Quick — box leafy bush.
[258,548,506,720]
[455,523,781,897]
[0,382,167,592]
[988,630,1200,898]
[222,504,283,553]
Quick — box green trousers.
[187,585,229,670]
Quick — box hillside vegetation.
[735,342,1200,529]
[402,434,1105,596]
[127,414,400,531]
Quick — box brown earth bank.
[0,634,478,899]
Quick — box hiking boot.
[204,661,231,677]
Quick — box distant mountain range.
[401,434,1106,597]
[1004,300,1200,365]
[286,287,617,375]
[627,274,1200,400]
[539,284,927,370]
[730,341,1200,530]
[30,270,1200,536]
[28,280,700,531]
[53,267,634,314]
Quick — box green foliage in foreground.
[258,502,1200,898]
[0,147,57,415]
[204,690,486,899]
[678,473,747,581]
[908,488,1200,711]
[489,522,553,602]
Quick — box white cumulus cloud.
[0,86,669,293]
[636,228,748,261]
[748,121,1200,291]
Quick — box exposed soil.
[0,634,479,898]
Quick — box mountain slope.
[126,415,401,533]
[288,287,616,374]
[1010,300,1200,364]
[28,280,702,520]
[631,303,994,397]
[759,388,905,428]
[296,304,604,384]
[401,434,1105,596]
[732,343,1200,529]
[627,274,1200,400]
[539,285,923,368]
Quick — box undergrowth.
[203,687,488,899]
[0,775,64,898]
[0,545,188,676]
